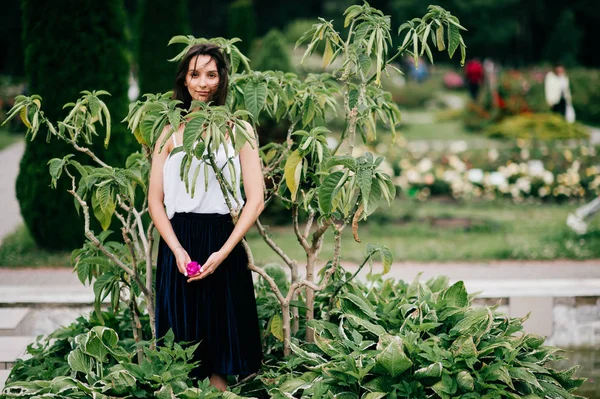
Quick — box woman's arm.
[187,121,264,281]
[148,126,191,275]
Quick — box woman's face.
[185,55,220,103]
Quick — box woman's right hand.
[173,246,192,276]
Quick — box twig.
[292,205,310,251]
[255,219,297,270]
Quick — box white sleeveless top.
[163,134,245,219]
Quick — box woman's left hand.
[187,250,228,282]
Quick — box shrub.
[17,0,137,250]
[486,113,590,141]
[226,0,257,55]
[250,29,295,74]
[239,275,585,398]
[569,68,600,125]
[137,0,191,95]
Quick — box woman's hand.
[187,250,228,282]
[174,247,192,276]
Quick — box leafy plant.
[241,275,586,399]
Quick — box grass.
[247,199,600,264]
[1,200,598,268]
[0,225,72,267]
[0,126,21,151]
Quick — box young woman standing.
[148,43,264,391]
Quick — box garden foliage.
[2,2,586,397]
[18,0,137,250]
[137,0,192,95]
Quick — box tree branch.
[255,219,297,270]
[293,205,310,251]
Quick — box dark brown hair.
[172,43,229,110]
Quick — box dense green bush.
[226,0,257,55]
[251,29,295,74]
[570,68,600,125]
[238,274,585,398]
[137,0,191,95]
[486,113,590,141]
[18,0,136,250]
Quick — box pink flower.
[186,261,202,276]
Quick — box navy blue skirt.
[155,212,262,380]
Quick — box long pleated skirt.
[155,212,262,380]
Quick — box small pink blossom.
[186,261,202,276]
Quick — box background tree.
[137,0,192,95]
[542,8,582,67]
[226,0,257,56]
[18,0,135,250]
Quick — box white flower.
[489,172,507,187]
[399,159,412,170]
[542,171,554,185]
[520,148,530,160]
[417,158,433,173]
[467,168,484,184]
[443,170,461,183]
[515,177,531,193]
[527,160,544,177]
[448,155,466,172]
[488,148,499,162]
[450,140,468,153]
[538,186,550,197]
[406,169,422,184]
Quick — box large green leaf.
[375,335,412,377]
[357,169,373,213]
[244,80,268,120]
[447,23,460,59]
[441,281,468,308]
[457,370,475,391]
[91,188,115,231]
[341,292,378,319]
[318,170,345,214]
[414,362,443,379]
[67,348,92,375]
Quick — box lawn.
[0,126,21,151]
[3,199,596,268]
[248,199,600,265]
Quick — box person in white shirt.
[148,43,264,391]
[544,64,572,118]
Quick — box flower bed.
[368,142,600,202]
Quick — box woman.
[148,43,264,391]
[544,63,572,119]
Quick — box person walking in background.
[544,63,575,122]
[465,58,484,101]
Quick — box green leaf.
[442,281,468,307]
[92,187,115,231]
[318,170,345,214]
[375,335,412,377]
[345,314,386,336]
[244,80,268,120]
[271,313,284,342]
[67,348,92,374]
[362,393,387,399]
[447,23,460,58]
[415,362,443,379]
[284,150,303,201]
[357,169,373,213]
[341,292,378,319]
[323,155,357,172]
[302,96,316,127]
[457,370,475,391]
